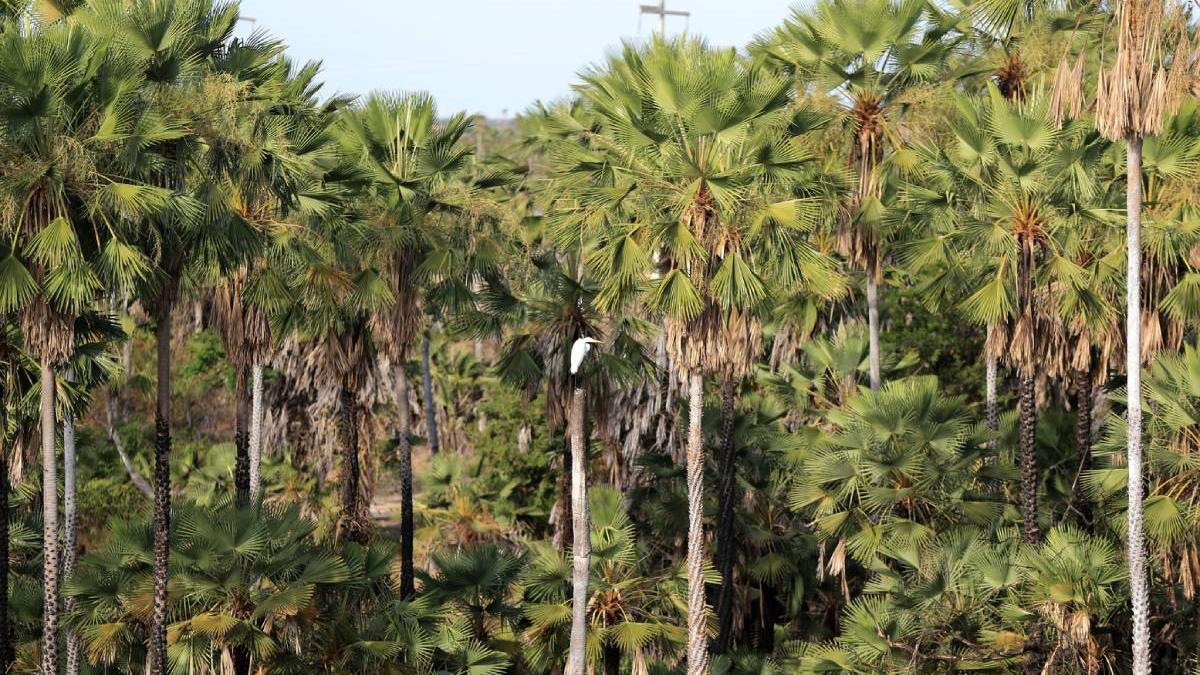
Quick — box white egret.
[570,337,600,374]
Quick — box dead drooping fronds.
[369,251,422,360]
[1095,0,1198,139]
[664,303,763,382]
[1049,52,1087,127]
[211,268,271,377]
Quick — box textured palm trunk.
[985,325,999,493]
[1018,371,1039,544]
[1125,135,1151,675]
[553,436,572,555]
[567,386,589,675]
[234,369,250,507]
[63,374,80,675]
[395,367,415,598]
[0,401,9,674]
[714,377,738,653]
[1016,238,1040,545]
[149,304,174,675]
[685,372,709,675]
[866,276,882,392]
[422,330,439,455]
[40,359,59,675]
[339,384,365,544]
[985,327,998,442]
[1074,369,1094,529]
[248,362,264,503]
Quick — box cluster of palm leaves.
[3,0,1200,673]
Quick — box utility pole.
[639,0,689,35]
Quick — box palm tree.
[1092,0,1197,668]
[205,50,318,507]
[757,0,963,392]
[339,90,488,595]
[910,87,1113,543]
[78,2,246,668]
[570,37,841,668]
[0,16,171,672]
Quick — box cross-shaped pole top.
[638,0,689,35]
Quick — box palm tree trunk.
[1018,371,1039,544]
[756,584,781,654]
[63,370,80,675]
[867,276,882,392]
[248,362,264,503]
[234,369,250,507]
[714,377,738,654]
[685,372,709,675]
[553,436,572,554]
[39,359,59,675]
[149,304,174,675]
[422,329,439,455]
[1073,369,1094,529]
[985,327,998,443]
[985,325,1000,493]
[567,386,589,675]
[0,401,9,674]
[339,384,365,544]
[602,643,620,675]
[1125,135,1151,675]
[394,366,415,598]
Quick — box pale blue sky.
[234,1,799,118]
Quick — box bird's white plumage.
[570,337,600,374]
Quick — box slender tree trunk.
[63,368,80,675]
[602,643,620,675]
[867,276,882,392]
[985,325,1000,493]
[234,369,250,507]
[106,385,153,499]
[248,362,264,503]
[685,372,709,675]
[757,584,781,654]
[231,367,252,675]
[985,326,998,443]
[395,367,415,598]
[422,330,439,455]
[1125,135,1151,675]
[40,359,59,675]
[1074,369,1094,529]
[1018,371,1039,544]
[0,400,9,674]
[339,384,365,544]
[714,377,739,654]
[149,304,174,675]
[553,435,572,554]
[567,386,589,675]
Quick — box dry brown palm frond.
[369,251,422,360]
[20,297,73,365]
[664,303,763,382]
[211,268,270,375]
[1049,52,1087,127]
[1095,0,1199,139]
